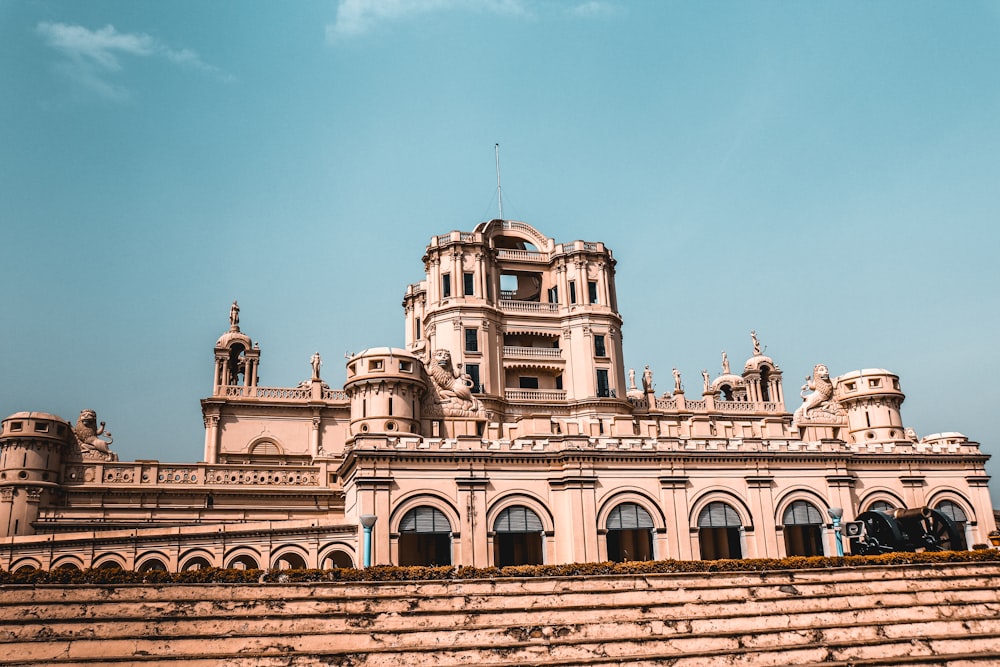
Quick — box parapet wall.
[2,562,1000,666]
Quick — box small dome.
[711,374,744,391]
[216,329,252,349]
[4,411,66,423]
[348,347,415,362]
[744,354,779,373]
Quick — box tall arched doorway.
[493,506,544,566]
[782,500,825,556]
[398,506,453,566]
[698,502,744,560]
[606,502,654,562]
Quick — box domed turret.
[834,369,906,444]
[212,301,260,394]
[0,412,74,536]
[345,348,426,436]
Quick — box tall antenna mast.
[495,143,503,221]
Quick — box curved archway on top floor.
[93,554,127,570]
[270,544,310,570]
[136,552,170,572]
[179,549,216,571]
[51,555,84,571]
[224,546,262,570]
[319,543,356,569]
[10,557,41,572]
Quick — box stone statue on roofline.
[311,352,322,381]
[750,330,761,356]
[721,351,730,374]
[421,349,483,418]
[230,301,240,330]
[672,368,682,392]
[793,364,846,426]
[642,365,653,393]
[73,410,117,462]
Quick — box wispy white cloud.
[36,22,231,101]
[326,0,532,42]
[567,1,622,19]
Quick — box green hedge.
[2,550,999,585]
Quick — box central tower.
[402,220,628,435]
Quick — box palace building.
[0,220,993,572]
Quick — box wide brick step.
[3,605,1000,665]
[1,586,997,644]
[2,572,997,624]
[4,624,1000,667]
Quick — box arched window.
[935,500,969,550]
[398,506,452,566]
[137,558,168,573]
[322,550,354,569]
[181,556,211,571]
[493,505,544,567]
[227,555,259,570]
[782,500,825,556]
[273,552,307,570]
[698,502,743,560]
[867,500,896,513]
[606,503,654,562]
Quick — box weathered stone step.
[4,626,1000,667]
[1,580,995,643]
[4,611,1000,665]
[3,571,997,625]
[1,587,997,647]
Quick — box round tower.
[212,300,260,395]
[0,412,73,537]
[345,348,425,436]
[834,369,905,443]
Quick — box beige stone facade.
[0,220,993,571]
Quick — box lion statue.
[793,364,843,425]
[423,349,482,417]
[73,410,118,462]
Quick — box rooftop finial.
[495,143,503,221]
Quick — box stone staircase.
[2,562,1000,666]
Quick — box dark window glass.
[569,281,577,304]
[596,369,610,397]
[465,328,478,353]
[466,363,481,393]
[519,376,539,389]
[463,272,474,296]
[442,274,451,298]
[547,286,558,303]
[588,280,599,304]
[594,334,606,357]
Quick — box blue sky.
[2,1,999,503]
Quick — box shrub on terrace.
[1,550,997,585]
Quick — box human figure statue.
[702,369,710,392]
[672,368,682,392]
[628,368,637,391]
[230,301,240,329]
[642,365,653,393]
[721,350,730,374]
[311,352,322,381]
[751,329,761,356]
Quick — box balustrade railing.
[497,249,548,262]
[503,346,562,359]
[222,385,346,403]
[654,398,678,410]
[499,300,560,313]
[505,389,567,402]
